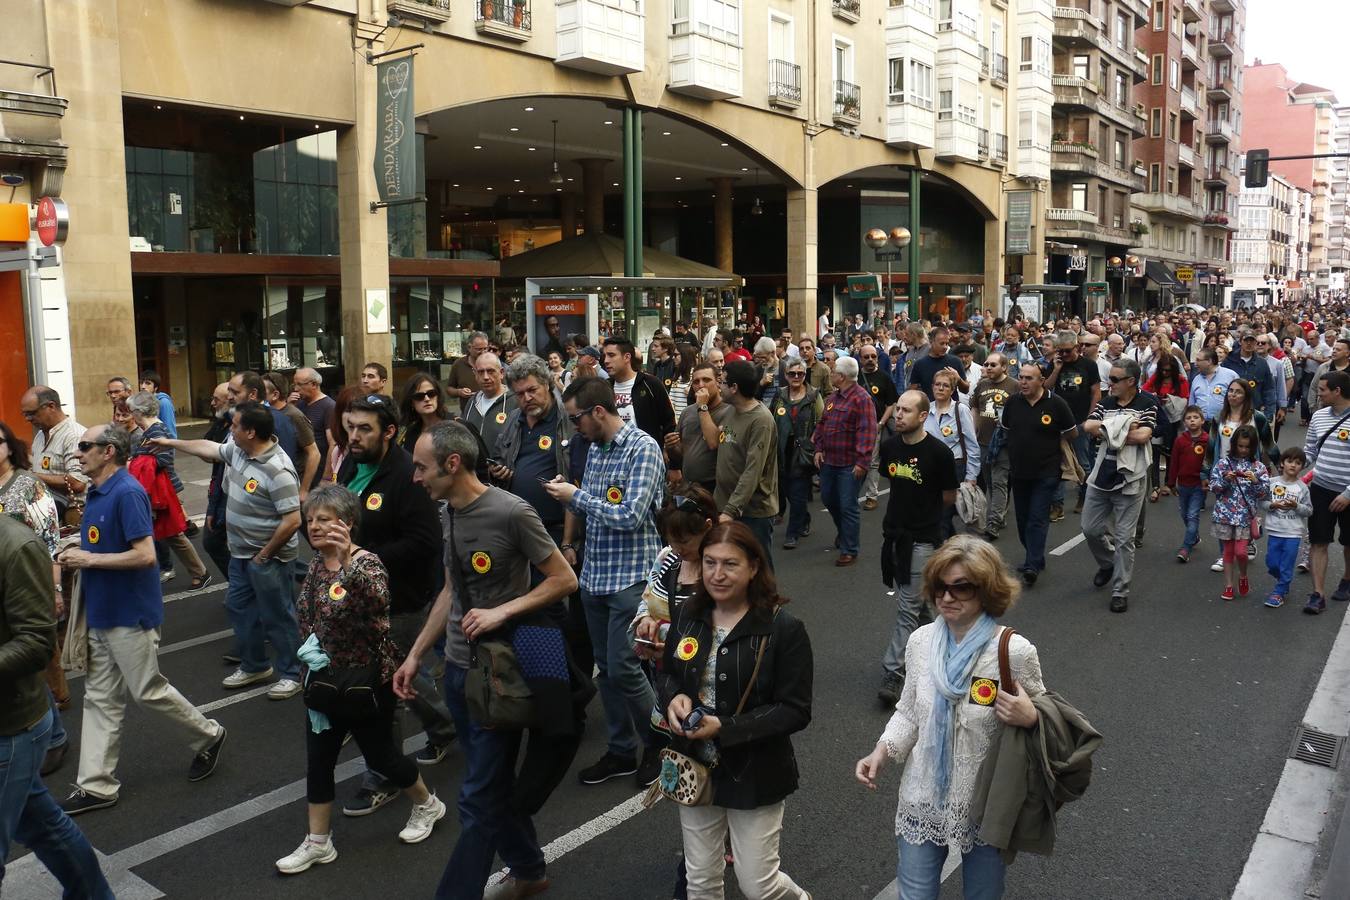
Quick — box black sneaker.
[1304,593,1327,616]
[61,789,117,816]
[1109,595,1128,613]
[577,751,637,785]
[636,748,662,788]
[188,726,226,782]
[416,741,450,766]
[342,786,398,817]
[877,672,903,707]
[1092,567,1114,588]
[1021,569,1038,586]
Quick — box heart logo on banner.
[383,61,411,101]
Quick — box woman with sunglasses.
[396,375,449,452]
[775,358,825,550]
[855,535,1044,899]
[633,483,719,660]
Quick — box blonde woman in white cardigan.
[855,535,1045,900]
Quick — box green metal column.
[623,108,635,278]
[633,109,644,278]
[908,168,921,320]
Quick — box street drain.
[1289,726,1345,769]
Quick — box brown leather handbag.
[998,626,1018,696]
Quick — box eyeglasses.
[935,580,978,602]
[410,389,439,402]
[672,495,707,517]
[76,440,112,452]
[567,409,592,425]
[1108,375,1130,384]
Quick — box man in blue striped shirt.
[544,377,666,788]
[1302,370,1350,614]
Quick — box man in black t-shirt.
[908,325,969,399]
[1046,331,1102,520]
[1002,363,1077,585]
[876,389,958,706]
[858,344,900,510]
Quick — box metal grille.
[1289,726,1345,769]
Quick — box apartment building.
[1128,0,1242,307]
[1243,61,1350,295]
[1232,171,1309,304]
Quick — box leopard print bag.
[641,628,772,809]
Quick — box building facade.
[1232,170,1310,304]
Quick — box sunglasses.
[1108,375,1130,384]
[786,371,805,377]
[935,580,978,602]
[567,409,592,425]
[410,389,439,402]
[77,440,112,452]
[672,495,707,517]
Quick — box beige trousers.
[163,532,207,580]
[679,801,809,900]
[76,626,221,799]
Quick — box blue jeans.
[1267,535,1300,597]
[1176,485,1205,551]
[0,709,113,898]
[783,471,812,541]
[820,464,862,556]
[897,837,1006,900]
[435,666,544,900]
[740,515,775,571]
[581,583,657,758]
[46,690,66,749]
[1011,475,1060,573]
[225,556,300,680]
[1053,431,1094,505]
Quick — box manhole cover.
[1289,726,1345,769]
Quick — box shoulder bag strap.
[733,612,776,715]
[998,626,1017,696]
[1314,408,1350,457]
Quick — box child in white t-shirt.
[1261,447,1313,609]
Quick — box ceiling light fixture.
[720,142,729,147]
[525,106,535,111]
[549,120,564,185]
[510,126,519,132]
[662,131,672,136]
[604,120,614,126]
[473,144,483,150]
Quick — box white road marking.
[1050,533,1086,556]
[188,478,212,486]
[487,792,650,887]
[195,683,276,713]
[67,629,235,683]
[163,581,227,604]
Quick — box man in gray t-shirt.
[395,421,576,899]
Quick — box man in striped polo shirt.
[1302,370,1350,615]
[154,401,303,699]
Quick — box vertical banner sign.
[1006,191,1033,256]
[375,57,416,203]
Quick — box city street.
[8,423,1348,899]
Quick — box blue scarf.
[925,613,998,803]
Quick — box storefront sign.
[35,197,68,247]
[374,57,417,204]
[365,289,389,334]
[1176,266,1195,282]
[1068,254,1087,271]
[1006,191,1033,256]
[846,274,881,300]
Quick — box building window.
[1073,55,1090,80]
[1099,61,1110,94]
[1167,166,1176,193]
[1152,0,1164,29]
[1169,59,1180,90]
[1115,72,1129,106]
[1115,133,1127,167]
[1171,6,1181,36]
[1071,183,1088,211]
[1115,12,1129,48]
[1152,54,1164,85]
[768,11,793,65]
[1151,107,1163,137]
[1169,112,1179,141]
[1020,35,1032,71]
[889,58,905,103]
[910,60,934,108]
[1098,185,1109,224]
[1150,162,1161,192]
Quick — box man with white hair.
[292,367,334,487]
[752,335,784,406]
[812,355,879,567]
[463,350,516,453]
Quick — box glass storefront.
[389,277,494,381]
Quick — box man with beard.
[335,395,456,817]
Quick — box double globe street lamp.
[1108,254,1140,312]
[864,226,912,325]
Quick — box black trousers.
[305,684,417,804]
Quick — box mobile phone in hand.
[682,708,706,733]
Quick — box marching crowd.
[2,296,1350,900]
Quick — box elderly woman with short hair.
[278,483,445,875]
[856,535,1045,899]
[127,391,210,590]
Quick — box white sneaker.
[267,678,302,700]
[221,667,273,689]
[276,836,337,874]
[160,569,175,583]
[398,793,446,844]
[1210,557,1225,573]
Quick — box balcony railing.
[1207,119,1236,143]
[475,0,532,38]
[1209,28,1235,57]
[768,59,802,107]
[388,0,452,23]
[1133,191,1201,218]
[995,133,1009,163]
[978,127,990,158]
[980,46,990,78]
[992,53,1008,84]
[832,0,861,21]
[833,79,861,125]
[1180,39,1199,69]
[1046,207,1097,225]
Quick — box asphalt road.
[8,421,1348,900]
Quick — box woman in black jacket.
[659,521,813,900]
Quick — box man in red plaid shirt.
[813,356,879,566]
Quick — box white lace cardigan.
[878,623,1045,852]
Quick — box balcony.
[935,115,981,162]
[388,0,451,24]
[1046,207,1095,226]
[832,0,861,22]
[475,0,532,41]
[1209,29,1235,58]
[1204,163,1230,186]
[669,28,741,99]
[1045,208,1133,244]
[1133,191,1201,219]
[0,59,68,181]
[834,79,861,126]
[1182,0,1202,22]
[992,53,1008,85]
[1206,118,1236,144]
[937,14,981,61]
[555,0,644,74]
[767,59,801,108]
[995,132,1009,163]
[1052,5,1102,46]
[1203,211,1236,231]
[885,94,934,149]
[1178,142,1197,169]
[1180,85,1198,119]
[885,0,937,36]
[1051,141,1146,190]
[978,127,990,159]
[1208,74,1234,101]
[1211,0,1234,11]
[1180,39,1199,70]
[1052,76,1146,134]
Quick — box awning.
[1020,283,1079,292]
[1144,260,1179,287]
[500,233,740,283]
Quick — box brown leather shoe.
[483,875,550,899]
[862,498,878,511]
[835,554,857,567]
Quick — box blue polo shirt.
[81,467,162,630]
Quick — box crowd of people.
[2,296,1349,900]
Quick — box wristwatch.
[698,403,709,412]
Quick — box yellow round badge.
[1221,426,1233,437]
[365,493,383,511]
[1040,414,1052,425]
[1248,380,1257,389]
[538,435,553,451]
[1213,386,1223,395]
[1273,485,1287,498]
[970,678,998,706]
[826,403,834,411]
[1194,443,1205,456]
[1339,429,1350,442]
[495,411,507,425]
[675,637,699,661]
[329,583,347,601]
[887,462,900,477]
[1073,375,1083,385]
[244,478,259,494]
[87,525,100,544]
[776,406,786,416]
[941,425,954,437]
[605,486,623,504]
[871,385,880,395]
[470,551,492,574]
[40,456,50,470]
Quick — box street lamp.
[865,226,912,324]
[1108,255,1139,311]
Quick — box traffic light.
[1245,149,1270,188]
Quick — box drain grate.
[1289,726,1346,769]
